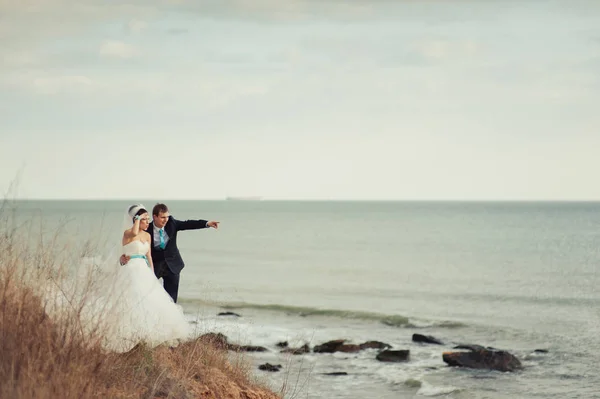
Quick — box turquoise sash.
[129,254,149,267]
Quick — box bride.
[42,204,192,352]
[98,204,192,352]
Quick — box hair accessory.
[128,204,147,219]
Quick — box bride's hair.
[128,204,148,223]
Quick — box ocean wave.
[417,383,463,397]
[180,298,465,328]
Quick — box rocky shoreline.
[209,312,550,378]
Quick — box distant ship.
[225,196,263,201]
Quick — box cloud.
[413,39,481,61]
[205,84,269,108]
[151,0,383,22]
[99,40,138,58]
[166,27,189,35]
[32,75,94,95]
[127,19,147,34]
[0,1,158,50]
[1,51,38,67]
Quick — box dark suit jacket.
[147,215,208,274]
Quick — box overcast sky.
[1,0,599,200]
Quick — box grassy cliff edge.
[0,208,281,399]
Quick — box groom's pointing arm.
[173,218,219,231]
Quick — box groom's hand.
[207,221,220,229]
[119,254,130,266]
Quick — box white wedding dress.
[97,240,192,352]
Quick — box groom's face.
[153,211,169,228]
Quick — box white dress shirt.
[153,224,170,248]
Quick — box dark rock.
[453,344,488,351]
[412,333,443,345]
[198,333,267,352]
[337,344,361,353]
[376,350,410,362]
[404,378,422,388]
[198,333,229,350]
[359,341,392,350]
[281,343,310,355]
[232,345,268,352]
[534,349,549,353]
[443,348,523,372]
[313,339,347,353]
[218,311,241,317]
[276,341,289,348]
[259,363,282,372]
[323,372,348,376]
[314,339,394,354]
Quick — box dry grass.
[0,201,280,399]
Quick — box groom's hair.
[153,203,169,216]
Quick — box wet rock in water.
[314,339,391,354]
[281,343,310,355]
[534,349,549,353]
[443,348,523,372]
[376,350,410,362]
[323,372,348,376]
[412,333,443,345]
[259,363,282,372]
[217,311,241,317]
[199,333,268,352]
[313,339,347,353]
[453,344,488,351]
[233,345,268,352]
[359,341,392,350]
[276,341,289,348]
[337,344,361,353]
[404,378,422,388]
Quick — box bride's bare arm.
[131,215,142,235]
[122,231,131,246]
[122,215,141,245]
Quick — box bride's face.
[139,212,151,230]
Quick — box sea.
[8,200,600,398]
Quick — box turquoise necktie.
[159,228,166,249]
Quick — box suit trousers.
[153,258,180,303]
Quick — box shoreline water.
[184,302,565,399]
[8,200,600,398]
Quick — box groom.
[121,203,219,303]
